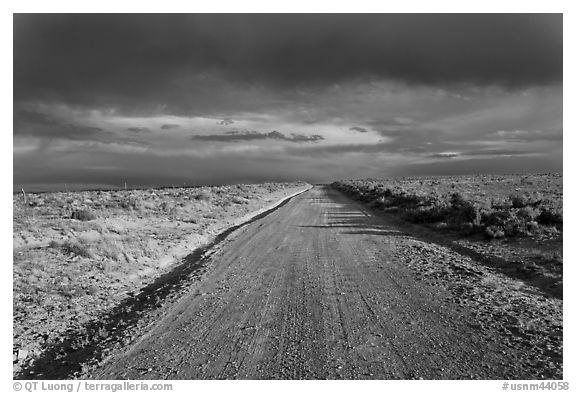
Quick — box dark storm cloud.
[192,130,324,143]
[14,108,107,140]
[368,118,417,127]
[160,124,180,130]
[301,144,383,156]
[13,108,153,149]
[126,127,151,133]
[349,127,369,133]
[12,14,563,190]
[14,14,562,109]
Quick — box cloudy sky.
[13,14,562,191]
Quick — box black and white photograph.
[11,10,565,385]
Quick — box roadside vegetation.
[332,174,562,239]
[332,174,563,300]
[13,181,308,375]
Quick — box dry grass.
[13,181,308,373]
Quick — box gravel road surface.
[91,186,560,379]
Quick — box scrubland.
[332,174,562,297]
[13,182,309,373]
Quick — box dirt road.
[90,185,561,379]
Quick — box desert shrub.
[491,198,511,209]
[159,201,176,214]
[120,196,144,210]
[510,194,530,208]
[231,195,248,204]
[332,179,562,239]
[455,203,481,226]
[58,240,94,258]
[516,206,540,221]
[70,209,96,221]
[135,200,155,211]
[403,203,450,224]
[104,198,120,209]
[194,190,212,202]
[446,193,481,226]
[537,208,563,226]
[449,192,467,208]
[482,210,513,227]
[98,239,122,261]
[520,176,534,185]
[372,196,387,210]
[220,200,232,208]
[485,226,505,239]
[386,192,422,208]
[528,193,544,207]
[527,221,539,233]
[502,215,530,237]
